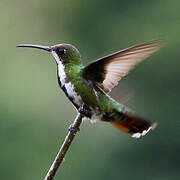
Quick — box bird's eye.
[57,48,66,55]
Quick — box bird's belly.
[62,82,102,120]
[63,82,83,109]
[82,111,102,123]
[57,63,84,109]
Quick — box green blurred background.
[1,0,180,179]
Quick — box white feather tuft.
[131,124,157,138]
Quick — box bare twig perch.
[44,113,83,180]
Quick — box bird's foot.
[68,124,80,132]
[78,104,92,118]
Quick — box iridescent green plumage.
[17,40,162,138]
[56,44,123,113]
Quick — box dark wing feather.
[83,40,163,93]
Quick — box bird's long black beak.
[16,44,51,52]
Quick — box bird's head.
[16,43,81,65]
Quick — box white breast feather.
[51,51,82,107]
[65,82,82,106]
[58,62,66,86]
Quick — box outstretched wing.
[82,40,163,93]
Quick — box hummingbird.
[17,40,162,138]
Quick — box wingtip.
[147,39,167,48]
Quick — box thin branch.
[44,113,83,180]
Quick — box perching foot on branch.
[78,104,92,118]
[68,124,80,132]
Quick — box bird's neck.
[57,61,82,88]
[57,62,84,109]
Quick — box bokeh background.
[1,0,180,179]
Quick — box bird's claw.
[78,104,92,118]
[68,124,80,132]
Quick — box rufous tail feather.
[110,111,157,138]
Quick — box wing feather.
[83,40,163,93]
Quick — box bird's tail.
[104,110,156,138]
